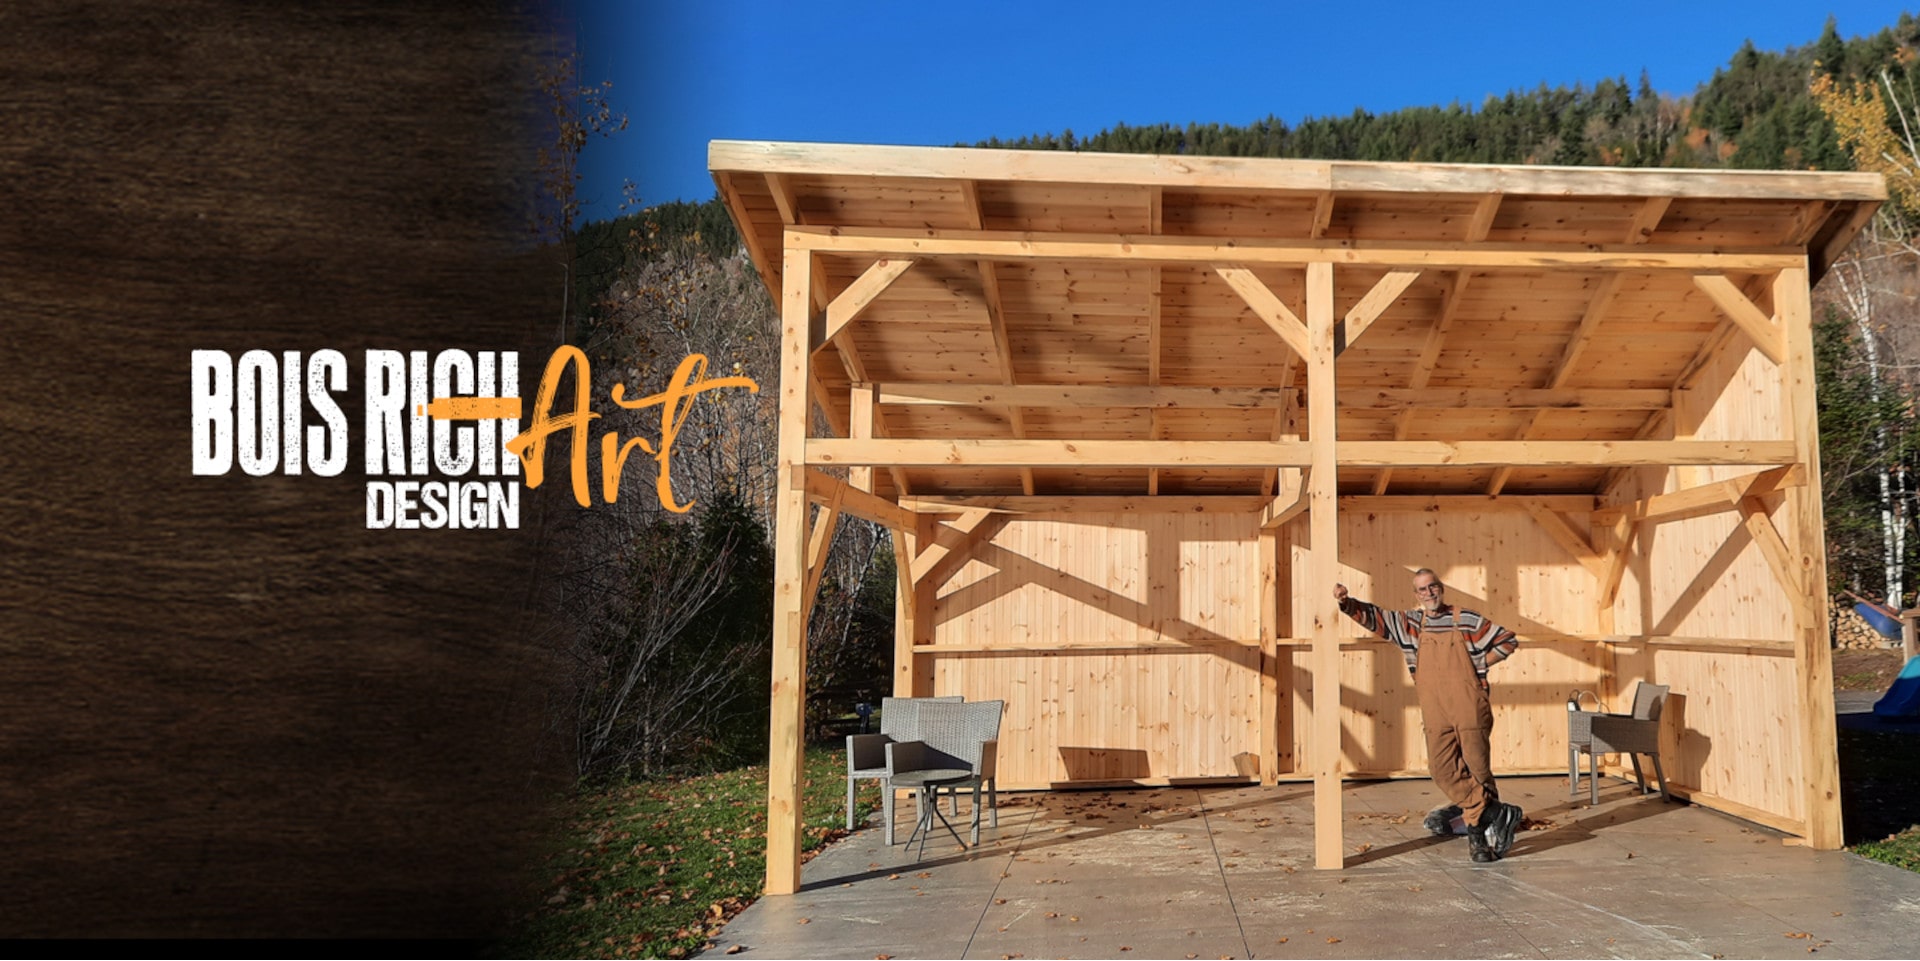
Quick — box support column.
[1259,527,1280,783]
[1306,262,1344,869]
[1778,264,1843,849]
[765,246,814,895]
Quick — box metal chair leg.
[1629,753,1647,795]
[1589,751,1600,804]
[988,778,998,828]
[1652,754,1670,802]
[1569,745,1579,797]
[847,777,857,831]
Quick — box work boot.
[1423,804,1462,837]
[1464,825,1496,862]
[1480,801,1523,858]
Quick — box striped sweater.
[1337,598,1519,682]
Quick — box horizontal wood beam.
[1339,495,1599,513]
[806,439,1797,469]
[1597,464,1807,525]
[1338,387,1669,410]
[713,140,1887,201]
[1339,440,1795,468]
[788,226,1804,271]
[898,495,1267,514]
[804,469,918,531]
[879,383,1293,409]
[812,439,1311,468]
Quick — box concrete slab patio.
[704,776,1920,959]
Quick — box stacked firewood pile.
[1833,603,1901,650]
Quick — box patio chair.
[846,695,961,843]
[1569,682,1670,803]
[887,699,1003,844]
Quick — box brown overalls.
[1415,610,1499,825]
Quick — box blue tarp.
[1872,655,1920,719]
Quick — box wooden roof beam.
[713,141,1886,202]
[955,178,1037,496]
[789,225,1804,271]
[805,438,1795,469]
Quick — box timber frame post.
[766,246,814,895]
[1779,264,1843,848]
[1306,262,1344,869]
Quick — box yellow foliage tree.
[1811,67,1920,221]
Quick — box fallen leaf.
[796,918,810,925]
[1354,843,1372,854]
[1045,912,1059,919]
[1276,937,1289,943]
[725,946,743,955]
[887,873,901,880]
[1327,937,1342,944]
[994,898,1007,905]
[1786,932,1811,939]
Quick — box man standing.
[1334,569,1524,862]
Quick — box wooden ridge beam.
[1694,273,1786,365]
[1214,266,1308,359]
[806,438,1797,469]
[788,225,1805,271]
[804,469,919,531]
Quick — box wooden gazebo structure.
[709,140,1883,894]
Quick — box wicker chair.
[845,695,961,843]
[1568,682,1670,803]
[885,699,1003,844]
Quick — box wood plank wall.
[928,512,1265,788]
[1606,333,1807,830]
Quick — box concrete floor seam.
[960,791,1040,960]
[1194,787,1256,960]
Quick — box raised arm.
[1332,584,1418,653]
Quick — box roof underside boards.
[710,141,1884,499]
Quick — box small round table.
[891,768,972,860]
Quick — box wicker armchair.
[885,699,1003,844]
[846,695,961,843]
[1568,682,1670,803]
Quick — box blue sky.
[573,1,1915,215]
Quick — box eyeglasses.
[1413,583,1444,595]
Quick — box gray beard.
[1420,598,1445,612]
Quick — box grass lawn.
[1853,826,1920,872]
[503,746,879,959]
